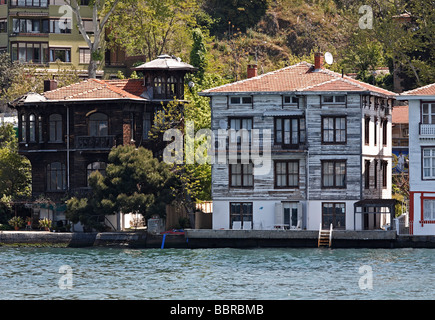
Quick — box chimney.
[44,79,58,92]
[314,52,324,70]
[247,64,258,78]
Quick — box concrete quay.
[1,229,435,249]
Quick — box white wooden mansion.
[397,82,435,235]
[200,53,397,231]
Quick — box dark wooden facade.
[14,54,196,204]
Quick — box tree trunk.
[88,60,98,79]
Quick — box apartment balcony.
[420,124,435,137]
[75,135,116,150]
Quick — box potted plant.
[39,218,52,231]
[8,216,24,231]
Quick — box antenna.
[324,52,334,65]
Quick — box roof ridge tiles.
[401,82,435,95]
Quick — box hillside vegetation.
[109,0,434,92]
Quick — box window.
[12,18,48,33]
[0,19,6,33]
[322,160,346,188]
[423,199,435,221]
[11,42,49,64]
[422,103,435,124]
[364,116,370,145]
[230,202,253,230]
[229,117,252,145]
[322,116,346,144]
[38,115,43,142]
[274,117,304,147]
[374,160,378,189]
[29,114,36,142]
[79,48,91,64]
[382,160,388,188]
[20,114,26,142]
[374,117,378,146]
[275,161,299,188]
[87,162,107,186]
[364,160,370,189]
[49,19,72,34]
[284,95,298,104]
[230,163,253,187]
[47,162,66,191]
[49,114,62,142]
[167,76,178,98]
[89,113,108,137]
[229,96,252,105]
[423,148,435,179]
[49,48,71,63]
[382,118,388,146]
[11,0,47,7]
[322,95,346,104]
[322,203,345,229]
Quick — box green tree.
[66,145,175,230]
[190,28,208,81]
[107,0,199,61]
[0,123,31,200]
[65,0,121,78]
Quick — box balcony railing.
[420,124,435,136]
[75,135,116,150]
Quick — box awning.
[263,111,304,117]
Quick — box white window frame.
[423,199,435,221]
[421,103,435,124]
[229,96,252,105]
[322,95,346,104]
[283,95,299,105]
[422,148,435,179]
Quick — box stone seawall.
[1,230,435,249]
[0,231,185,248]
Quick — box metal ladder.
[318,223,333,248]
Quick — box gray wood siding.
[210,93,392,202]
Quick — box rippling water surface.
[0,247,433,300]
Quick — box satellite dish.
[324,52,334,65]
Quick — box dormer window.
[323,95,346,104]
[230,96,252,105]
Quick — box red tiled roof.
[401,82,435,96]
[202,62,396,96]
[392,105,408,124]
[43,79,145,101]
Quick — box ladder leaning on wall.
[318,223,333,248]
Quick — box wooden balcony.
[75,135,116,150]
[420,124,435,136]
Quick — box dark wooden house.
[12,54,195,229]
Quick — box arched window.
[89,113,108,137]
[29,114,36,142]
[49,114,62,142]
[86,161,107,186]
[47,162,66,191]
[38,115,43,142]
[20,114,26,142]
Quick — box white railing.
[329,223,333,247]
[420,124,435,136]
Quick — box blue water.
[0,247,433,300]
